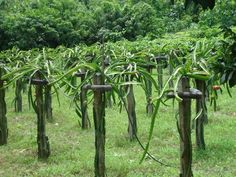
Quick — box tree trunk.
[126,84,137,141]
[35,73,50,159]
[44,85,53,122]
[0,70,7,145]
[93,73,106,177]
[178,77,193,177]
[15,79,23,112]
[195,80,206,150]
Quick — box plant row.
[0,27,235,176]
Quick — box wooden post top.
[83,84,112,91]
[155,55,168,62]
[139,63,156,69]
[74,71,86,77]
[166,88,202,99]
[28,79,48,86]
[104,57,110,67]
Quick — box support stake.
[178,77,193,177]
[84,73,112,177]
[167,77,202,177]
[32,73,50,159]
[0,76,7,145]
[75,70,90,129]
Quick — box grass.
[0,81,236,177]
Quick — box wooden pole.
[0,69,7,145]
[93,73,106,177]
[195,79,206,150]
[35,72,50,159]
[75,70,90,129]
[178,77,193,177]
[167,81,202,177]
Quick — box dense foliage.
[210,27,236,87]
[0,0,235,50]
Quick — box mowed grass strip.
[0,84,235,177]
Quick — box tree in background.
[0,0,234,51]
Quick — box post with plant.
[83,72,112,177]
[178,77,193,177]
[0,68,7,145]
[75,70,90,129]
[167,77,202,177]
[31,71,50,159]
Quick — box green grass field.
[0,83,236,177]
